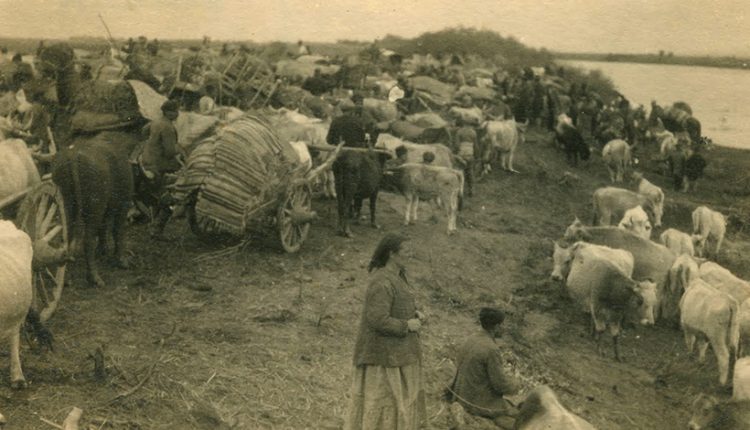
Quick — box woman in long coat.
[344,233,426,430]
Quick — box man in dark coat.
[326,95,376,148]
[448,308,520,429]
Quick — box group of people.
[344,233,521,430]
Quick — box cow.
[688,394,750,430]
[664,254,701,321]
[551,241,633,283]
[555,240,656,361]
[388,120,452,146]
[514,385,597,430]
[699,262,750,356]
[692,206,726,260]
[554,118,590,166]
[680,278,740,385]
[601,139,633,183]
[374,133,464,170]
[659,228,695,256]
[480,119,527,174]
[591,187,661,228]
[381,163,464,235]
[631,172,664,227]
[563,219,677,322]
[734,357,750,400]
[0,220,54,389]
[618,205,652,239]
[651,129,678,156]
[332,150,384,238]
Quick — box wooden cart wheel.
[278,184,312,253]
[16,180,68,323]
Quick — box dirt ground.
[1,126,750,429]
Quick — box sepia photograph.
[0,0,749,428]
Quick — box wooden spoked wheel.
[16,180,68,323]
[278,184,312,253]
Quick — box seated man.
[448,307,520,429]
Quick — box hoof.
[11,379,27,390]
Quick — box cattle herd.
[0,38,746,428]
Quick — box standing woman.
[344,233,426,430]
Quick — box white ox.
[374,133,463,169]
[564,219,677,321]
[652,129,679,156]
[618,205,652,239]
[551,240,656,361]
[382,163,464,235]
[700,262,750,356]
[449,106,484,126]
[659,228,695,256]
[692,206,726,260]
[602,139,633,183]
[592,187,663,228]
[0,220,34,389]
[0,138,41,201]
[680,277,740,385]
[480,119,527,174]
[515,385,596,430]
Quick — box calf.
[680,278,740,385]
[699,262,750,356]
[688,394,750,430]
[692,206,726,260]
[551,241,633,283]
[659,228,695,256]
[515,385,596,430]
[618,205,652,240]
[382,163,464,235]
[602,139,633,183]
[332,150,384,237]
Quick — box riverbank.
[556,52,750,71]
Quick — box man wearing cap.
[447,307,520,429]
[141,99,182,239]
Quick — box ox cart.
[172,114,342,252]
[0,140,68,323]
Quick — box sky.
[0,0,748,56]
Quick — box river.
[560,60,750,149]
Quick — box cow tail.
[71,151,85,243]
[591,194,599,225]
[456,170,464,212]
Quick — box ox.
[692,206,726,260]
[618,205,652,239]
[515,385,596,430]
[591,187,662,228]
[332,150,385,238]
[631,172,664,227]
[554,114,590,166]
[699,262,750,356]
[659,228,695,256]
[0,220,52,389]
[381,163,464,235]
[688,394,750,430]
[680,278,740,385]
[449,106,484,126]
[480,119,527,174]
[374,133,464,169]
[601,139,633,183]
[563,219,677,322]
[551,240,656,360]
[666,254,701,319]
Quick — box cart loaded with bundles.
[171,114,341,252]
